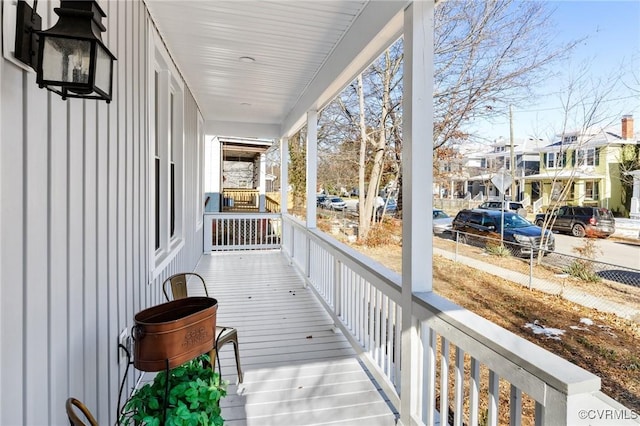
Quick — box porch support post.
[280,137,289,214]
[204,135,222,212]
[400,2,435,425]
[306,110,318,229]
[258,153,266,212]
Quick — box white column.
[306,110,318,229]
[258,153,266,212]
[400,2,435,425]
[280,137,289,214]
[630,171,640,219]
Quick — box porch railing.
[533,197,544,214]
[222,188,258,208]
[265,195,280,213]
[204,213,281,251]
[281,214,621,426]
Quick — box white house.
[1,2,631,425]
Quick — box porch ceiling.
[145,1,405,139]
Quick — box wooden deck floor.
[193,250,398,426]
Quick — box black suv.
[534,206,615,238]
[452,209,555,256]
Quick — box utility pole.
[509,105,516,201]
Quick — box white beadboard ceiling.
[145,0,406,139]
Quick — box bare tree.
[432,0,580,148]
[618,56,640,209]
[288,131,307,216]
[533,66,625,256]
[318,0,579,222]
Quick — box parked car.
[374,198,397,219]
[478,201,526,216]
[322,196,347,210]
[534,206,615,238]
[433,209,453,234]
[452,209,554,257]
[316,194,327,207]
[356,197,397,218]
[382,198,397,212]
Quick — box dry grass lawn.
[344,219,640,414]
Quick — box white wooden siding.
[0,2,204,424]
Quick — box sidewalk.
[434,247,640,322]
[614,218,640,240]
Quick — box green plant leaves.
[120,355,227,425]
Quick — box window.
[154,71,160,250]
[585,181,599,199]
[576,148,596,166]
[469,213,483,225]
[150,27,185,273]
[169,92,176,238]
[547,152,556,168]
[545,152,564,168]
[196,115,204,226]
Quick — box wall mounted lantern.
[14,0,116,103]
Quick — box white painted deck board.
[194,251,397,425]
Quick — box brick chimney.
[622,115,634,140]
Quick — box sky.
[469,0,640,143]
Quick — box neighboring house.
[524,115,638,216]
[434,141,491,198]
[444,137,546,201]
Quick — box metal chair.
[66,398,98,426]
[162,272,243,383]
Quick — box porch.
[193,250,398,425]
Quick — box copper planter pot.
[133,297,217,372]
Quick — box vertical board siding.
[96,97,110,422]
[49,94,70,424]
[68,96,85,410]
[25,42,50,425]
[1,35,25,426]
[0,1,204,424]
[105,1,120,418]
[84,96,99,416]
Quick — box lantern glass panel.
[94,44,112,94]
[42,36,92,84]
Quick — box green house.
[524,116,638,216]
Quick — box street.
[320,202,640,272]
[553,234,640,270]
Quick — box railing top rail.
[205,212,281,219]
[412,291,601,397]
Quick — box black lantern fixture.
[14,0,116,103]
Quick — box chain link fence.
[434,231,640,322]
